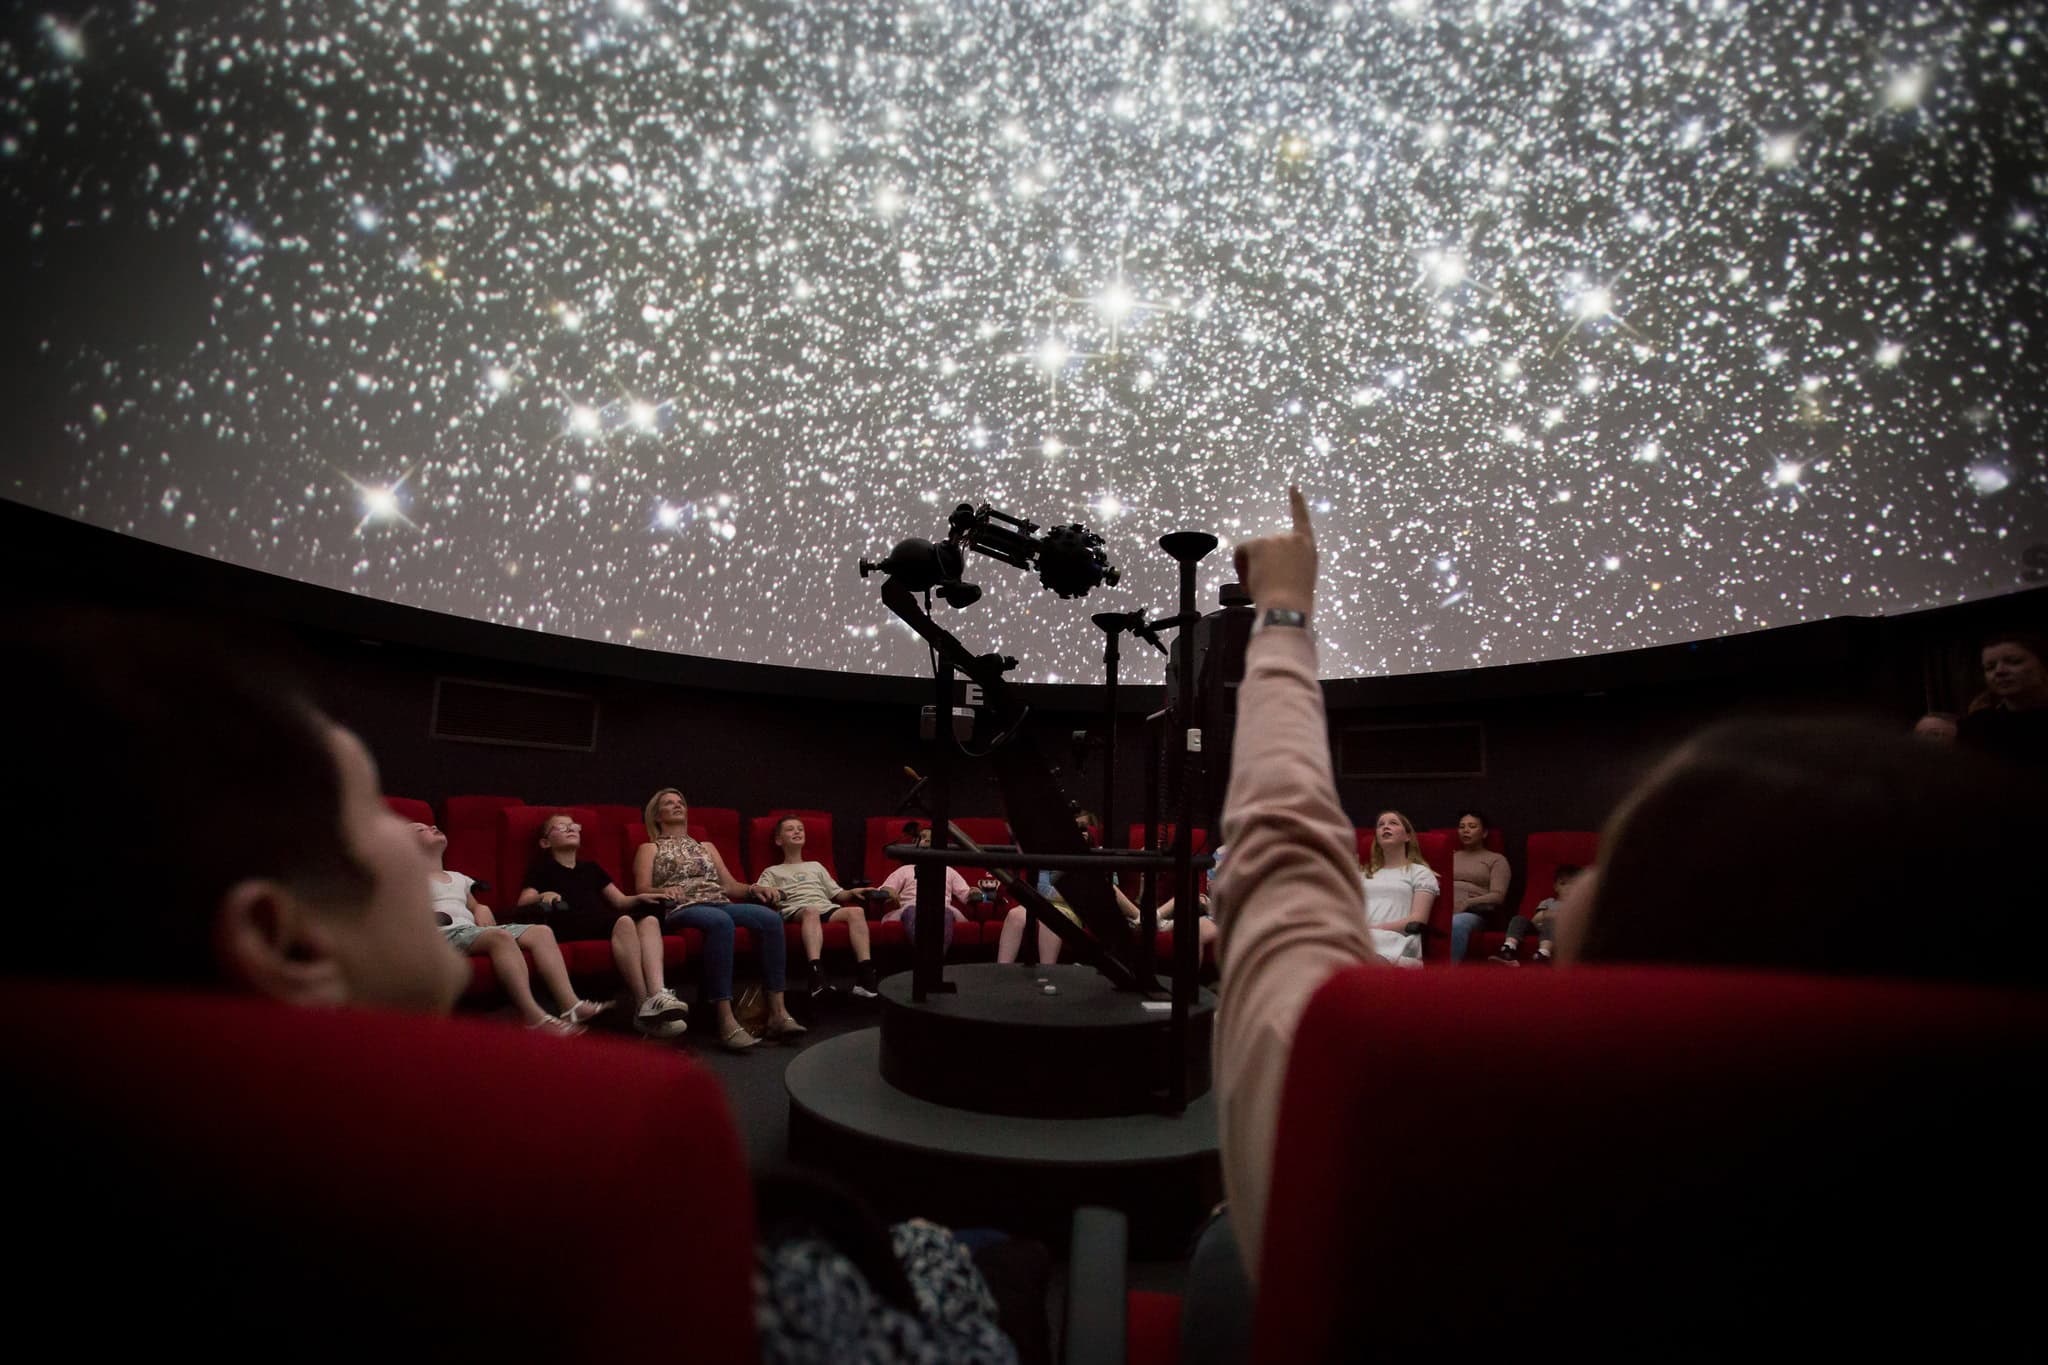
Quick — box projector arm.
[878,578,1152,990]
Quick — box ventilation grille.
[431,678,599,751]
[1339,722,1485,779]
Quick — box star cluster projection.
[2,0,2043,681]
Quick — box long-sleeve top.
[1212,627,1379,1287]
[1451,847,1510,912]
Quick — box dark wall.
[10,496,2042,887]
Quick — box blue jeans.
[664,902,787,999]
[1451,910,1492,963]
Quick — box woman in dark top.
[516,813,689,1039]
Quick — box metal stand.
[1157,531,1218,1108]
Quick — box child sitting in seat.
[1490,863,1580,965]
[757,816,882,1001]
[517,813,687,1038]
[876,821,982,951]
[414,822,607,1035]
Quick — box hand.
[539,892,563,906]
[1401,919,1427,937]
[637,892,671,907]
[1231,485,1317,618]
[754,885,782,906]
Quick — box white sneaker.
[640,990,689,1023]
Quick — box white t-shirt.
[429,871,478,929]
[1360,862,1440,968]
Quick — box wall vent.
[430,678,599,752]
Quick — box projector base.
[878,962,1216,1117]
[787,965,1222,1252]
[786,1003,1221,1255]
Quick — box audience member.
[1488,863,1578,965]
[1956,630,2048,768]
[416,821,605,1033]
[758,816,882,1001]
[994,810,1142,965]
[1563,717,2048,988]
[1359,810,1439,968]
[877,821,980,952]
[1447,809,1510,963]
[516,814,686,1039]
[635,788,804,1048]
[1912,711,1959,743]
[8,612,467,1009]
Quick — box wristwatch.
[1259,607,1310,631]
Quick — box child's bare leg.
[612,916,649,1003]
[996,905,1027,963]
[478,928,548,1024]
[840,904,872,961]
[800,907,825,962]
[637,915,669,995]
[518,924,581,1014]
[1038,921,1062,965]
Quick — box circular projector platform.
[878,962,1216,1117]
[787,1026,1220,1255]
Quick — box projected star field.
[2,1,2043,681]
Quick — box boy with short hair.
[1490,863,1580,965]
[757,816,881,1000]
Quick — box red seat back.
[5,981,757,1360]
[1413,830,1457,961]
[382,795,436,827]
[442,795,522,906]
[748,810,835,879]
[1518,830,1601,916]
[1253,966,2044,1360]
[501,805,606,903]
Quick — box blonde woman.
[632,789,804,1047]
[1360,809,1438,968]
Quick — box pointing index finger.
[1288,485,1314,540]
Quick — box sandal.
[761,1015,808,1041]
[561,999,615,1024]
[719,1024,759,1051]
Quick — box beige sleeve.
[1213,627,1379,1287]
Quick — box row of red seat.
[385,794,1596,991]
[24,965,2031,1362]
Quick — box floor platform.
[787,1025,1221,1256]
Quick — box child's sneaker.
[635,993,689,1038]
[849,961,880,1000]
[1488,945,1520,965]
[1531,947,1553,965]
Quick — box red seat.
[1252,966,2043,1359]
[5,981,757,1360]
[1411,830,1458,963]
[747,810,836,879]
[442,795,522,907]
[382,795,436,827]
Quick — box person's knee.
[524,924,556,948]
[843,904,867,926]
